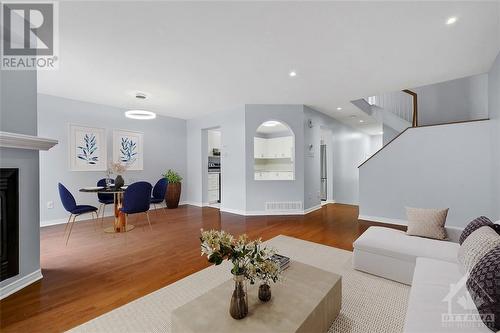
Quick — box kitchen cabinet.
[208,173,220,203]
[253,136,293,159]
[254,171,294,181]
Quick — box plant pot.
[165,182,181,208]
[229,274,248,320]
[258,283,272,302]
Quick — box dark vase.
[165,182,181,208]
[258,283,271,302]
[229,274,248,320]
[114,175,124,189]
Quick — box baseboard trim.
[304,204,322,214]
[358,214,407,226]
[0,269,43,300]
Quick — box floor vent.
[265,201,303,212]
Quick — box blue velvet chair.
[120,181,153,230]
[151,178,168,216]
[96,178,114,224]
[58,183,98,245]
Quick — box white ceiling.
[38,1,500,135]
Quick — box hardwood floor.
[0,203,399,333]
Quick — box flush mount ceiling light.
[289,71,297,77]
[359,119,365,123]
[125,110,156,120]
[336,107,343,111]
[446,16,458,25]
[262,121,281,127]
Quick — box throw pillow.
[466,245,500,332]
[406,207,449,240]
[459,216,494,245]
[457,226,500,273]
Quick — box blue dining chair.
[96,178,114,224]
[58,183,98,245]
[120,181,153,230]
[150,178,168,216]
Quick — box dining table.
[79,186,134,233]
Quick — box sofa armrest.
[445,226,463,243]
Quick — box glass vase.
[229,274,248,320]
[258,283,272,302]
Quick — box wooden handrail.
[402,89,418,127]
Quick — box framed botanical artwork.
[69,125,107,171]
[112,129,144,170]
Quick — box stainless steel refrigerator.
[320,144,327,201]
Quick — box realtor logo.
[1,2,59,70]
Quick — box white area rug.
[69,235,410,333]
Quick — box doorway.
[204,128,221,208]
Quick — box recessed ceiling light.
[359,120,364,123]
[262,121,281,127]
[446,17,457,25]
[125,110,156,120]
[289,71,297,77]
[336,107,342,111]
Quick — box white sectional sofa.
[353,226,491,333]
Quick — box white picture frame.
[69,124,107,171]
[113,129,144,170]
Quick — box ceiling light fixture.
[359,120,364,123]
[289,71,297,77]
[262,121,281,127]
[125,110,156,120]
[446,17,457,25]
[336,107,342,111]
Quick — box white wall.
[359,121,493,228]
[0,70,42,295]
[488,52,500,220]
[413,73,488,126]
[38,94,187,225]
[186,107,246,211]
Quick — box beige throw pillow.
[406,207,449,240]
[458,226,500,273]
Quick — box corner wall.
[489,52,500,220]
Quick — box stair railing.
[402,89,418,127]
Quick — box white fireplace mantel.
[0,131,58,151]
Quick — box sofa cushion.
[406,207,449,240]
[353,227,459,264]
[459,216,494,245]
[457,226,500,273]
[466,245,500,332]
[404,257,490,333]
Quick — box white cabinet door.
[208,190,219,202]
[208,174,219,190]
[254,137,266,158]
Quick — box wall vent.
[265,201,303,212]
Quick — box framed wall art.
[69,125,107,171]
[112,129,144,170]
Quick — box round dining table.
[79,186,135,233]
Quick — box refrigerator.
[320,144,327,201]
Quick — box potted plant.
[163,169,182,208]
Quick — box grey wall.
[383,124,399,145]
[38,94,187,225]
[359,120,493,228]
[186,107,246,211]
[413,73,488,126]
[489,52,500,220]
[0,70,41,290]
[245,105,305,213]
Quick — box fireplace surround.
[0,168,19,282]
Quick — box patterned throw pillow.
[466,245,500,332]
[457,226,500,273]
[406,207,449,240]
[460,216,494,245]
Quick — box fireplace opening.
[1,168,19,282]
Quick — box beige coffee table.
[172,261,342,333]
